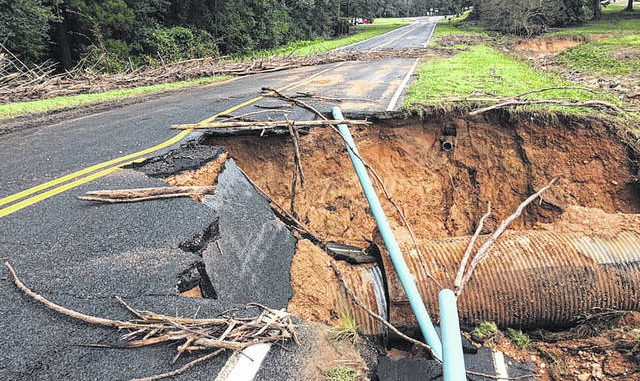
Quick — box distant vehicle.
[352,17,374,25]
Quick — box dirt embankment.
[207,115,639,248]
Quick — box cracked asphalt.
[0,19,451,380]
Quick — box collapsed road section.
[124,109,640,378]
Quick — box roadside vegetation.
[323,367,360,381]
[247,21,409,58]
[330,309,359,345]
[404,44,620,113]
[408,6,638,122]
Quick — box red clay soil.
[206,116,640,247]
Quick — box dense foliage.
[469,0,619,36]
[0,0,468,71]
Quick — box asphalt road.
[0,19,456,380]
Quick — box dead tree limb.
[264,87,441,287]
[171,120,370,130]
[454,202,491,291]
[236,166,325,245]
[469,99,629,116]
[457,178,557,294]
[77,186,216,204]
[5,261,296,375]
[329,262,442,362]
[127,349,224,381]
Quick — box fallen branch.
[236,166,325,245]
[329,261,441,361]
[264,87,441,287]
[5,261,296,380]
[469,99,630,116]
[77,186,216,204]
[457,178,557,294]
[454,201,491,291]
[171,119,370,130]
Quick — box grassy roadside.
[0,76,229,119]
[404,45,618,108]
[247,20,410,58]
[405,18,630,118]
[546,9,640,76]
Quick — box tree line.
[0,0,466,72]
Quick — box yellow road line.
[0,130,191,207]
[0,64,341,218]
[0,159,143,218]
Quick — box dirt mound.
[437,34,492,47]
[611,47,640,62]
[205,115,639,246]
[516,37,584,58]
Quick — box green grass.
[323,367,360,381]
[506,328,533,350]
[330,309,359,345]
[473,321,498,339]
[430,12,488,46]
[0,75,229,119]
[548,12,640,36]
[373,17,412,25]
[602,2,637,13]
[404,44,619,112]
[556,34,640,75]
[248,20,410,58]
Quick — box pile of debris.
[0,47,437,104]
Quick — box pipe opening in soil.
[183,114,639,339]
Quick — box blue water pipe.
[439,289,467,380]
[332,106,443,359]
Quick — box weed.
[330,309,358,345]
[506,328,533,350]
[323,367,360,381]
[473,321,498,339]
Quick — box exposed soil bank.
[201,113,640,331]
[205,114,640,247]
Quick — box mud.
[205,115,640,247]
[165,152,228,186]
[516,37,584,58]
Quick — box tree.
[0,0,56,62]
[626,0,634,12]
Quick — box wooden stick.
[458,178,557,293]
[77,186,216,203]
[85,186,215,198]
[264,87,441,286]
[5,262,135,328]
[171,120,370,130]
[454,201,491,292]
[126,349,224,381]
[329,262,441,361]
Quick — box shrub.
[141,26,218,64]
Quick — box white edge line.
[422,20,437,48]
[492,350,510,381]
[334,22,415,52]
[386,57,420,111]
[214,343,272,381]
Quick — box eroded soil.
[206,115,639,247]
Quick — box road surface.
[0,19,465,380]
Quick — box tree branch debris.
[77,186,216,204]
[4,261,297,381]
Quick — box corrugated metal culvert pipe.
[341,230,640,335]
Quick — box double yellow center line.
[0,64,341,219]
